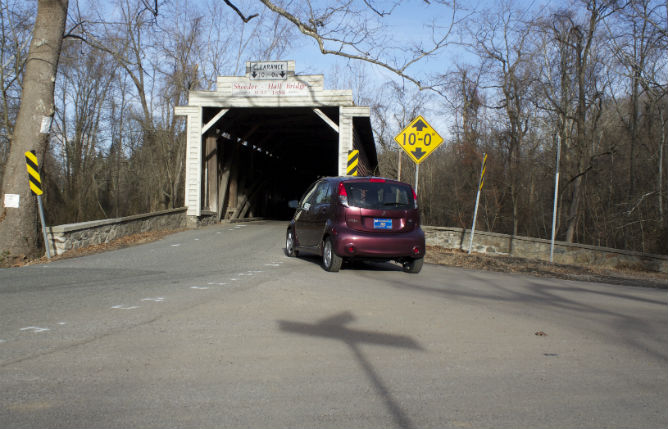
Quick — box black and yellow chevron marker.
[347,150,359,176]
[479,153,487,190]
[25,150,44,196]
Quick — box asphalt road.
[1,221,666,429]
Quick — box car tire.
[322,237,342,272]
[285,229,298,257]
[403,257,423,273]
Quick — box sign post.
[550,135,561,263]
[415,164,419,195]
[393,115,444,193]
[468,153,487,255]
[25,150,51,258]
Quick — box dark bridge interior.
[202,106,376,221]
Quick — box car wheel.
[403,257,423,274]
[322,237,342,272]
[285,229,298,257]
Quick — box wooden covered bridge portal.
[175,61,378,223]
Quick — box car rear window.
[344,181,413,210]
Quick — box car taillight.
[412,188,418,209]
[338,182,349,206]
[370,178,385,183]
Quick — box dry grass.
[425,245,667,288]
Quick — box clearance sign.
[393,116,444,164]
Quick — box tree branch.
[223,0,259,23]
[253,0,460,96]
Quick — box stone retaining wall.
[424,226,668,274]
[47,208,189,256]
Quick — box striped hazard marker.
[24,149,52,258]
[25,150,44,196]
[347,150,359,176]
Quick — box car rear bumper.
[331,226,425,259]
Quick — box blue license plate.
[373,218,392,229]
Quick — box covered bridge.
[175,60,378,223]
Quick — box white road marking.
[265,263,280,267]
[20,327,50,333]
[171,244,181,247]
[190,286,209,290]
[57,322,66,325]
[207,282,227,285]
[111,305,140,310]
[142,297,166,302]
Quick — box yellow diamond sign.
[393,115,444,164]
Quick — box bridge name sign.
[231,81,310,97]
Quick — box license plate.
[373,218,392,229]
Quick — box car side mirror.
[288,200,299,209]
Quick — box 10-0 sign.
[393,115,444,164]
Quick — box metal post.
[397,150,402,182]
[37,195,51,258]
[468,188,482,255]
[468,153,486,255]
[550,135,561,263]
[414,163,419,195]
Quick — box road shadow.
[284,249,404,272]
[383,268,668,363]
[278,311,424,429]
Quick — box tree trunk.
[0,0,68,261]
[565,174,583,243]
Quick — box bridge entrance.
[175,61,377,223]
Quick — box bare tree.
[605,0,668,239]
[535,2,613,243]
[0,0,32,182]
[194,0,295,88]
[605,0,666,196]
[0,0,68,262]
[50,38,116,223]
[469,1,536,235]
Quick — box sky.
[281,0,554,82]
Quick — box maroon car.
[285,176,425,273]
